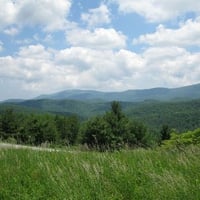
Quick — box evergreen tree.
[81,116,112,150]
[0,115,3,138]
[160,124,171,141]
[1,109,18,139]
[81,102,129,150]
[55,115,80,145]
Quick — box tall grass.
[0,146,200,200]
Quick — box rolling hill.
[1,98,200,132]
[36,83,200,102]
[1,83,200,131]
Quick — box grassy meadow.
[0,146,200,200]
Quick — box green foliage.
[55,115,79,145]
[125,120,148,147]
[160,124,171,141]
[1,109,18,139]
[80,102,149,150]
[15,114,57,145]
[2,98,200,132]
[1,100,200,150]
[0,146,199,199]
[126,99,200,132]
[0,115,2,138]
[5,137,17,144]
[163,128,200,148]
[0,109,80,146]
[81,116,112,150]
[0,102,154,150]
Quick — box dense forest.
[0,101,200,150]
[1,98,200,132]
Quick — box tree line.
[0,102,173,150]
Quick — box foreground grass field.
[0,146,200,200]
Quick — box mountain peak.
[35,83,200,102]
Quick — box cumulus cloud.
[0,44,144,97]
[1,1,199,101]
[0,0,71,31]
[134,17,200,47]
[142,46,200,87]
[1,42,200,100]
[17,44,53,60]
[66,28,126,50]
[55,47,145,90]
[0,45,54,83]
[111,0,200,22]
[0,0,16,29]
[81,4,111,27]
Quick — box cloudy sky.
[0,0,200,100]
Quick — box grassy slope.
[0,146,199,200]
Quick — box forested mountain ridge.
[1,83,200,132]
[1,98,200,132]
[36,83,200,102]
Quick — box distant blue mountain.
[1,83,200,131]
[36,83,200,102]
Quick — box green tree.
[24,114,58,145]
[65,116,79,145]
[40,115,58,144]
[80,116,107,149]
[122,119,149,147]
[1,109,18,139]
[110,101,124,120]
[160,125,171,141]
[0,115,3,138]
[55,115,79,145]
[81,102,129,151]
[14,113,28,143]
[25,115,42,145]
[104,101,129,149]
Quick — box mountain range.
[1,83,200,132]
[36,83,200,102]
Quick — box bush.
[162,128,200,148]
[80,102,149,151]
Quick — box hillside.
[1,98,200,132]
[1,83,200,132]
[1,146,199,200]
[36,83,200,102]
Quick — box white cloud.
[66,28,126,50]
[134,17,200,47]
[4,27,19,36]
[0,0,71,31]
[52,46,200,90]
[111,0,200,22]
[0,44,144,97]
[0,0,16,29]
[142,46,200,87]
[0,43,200,100]
[0,45,54,83]
[0,41,3,52]
[55,47,145,90]
[81,4,111,27]
[18,44,52,60]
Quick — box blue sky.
[0,0,200,100]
